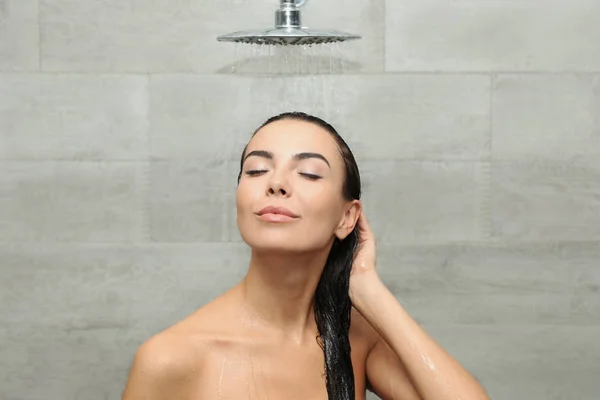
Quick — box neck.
[240,247,330,341]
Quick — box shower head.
[217,0,361,46]
[217,28,361,46]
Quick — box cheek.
[236,181,263,214]
[235,185,250,215]
[301,189,344,225]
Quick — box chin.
[238,227,309,254]
[240,232,335,259]
[240,231,304,254]
[237,217,333,254]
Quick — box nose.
[267,171,291,197]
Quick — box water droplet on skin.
[217,356,227,400]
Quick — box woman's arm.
[349,213,489,400]
[352,273,489,400]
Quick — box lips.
[257,206,299,218]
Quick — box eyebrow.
[243,150,331,168]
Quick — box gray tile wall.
[1,0,599,399]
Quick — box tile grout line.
[37,0,41,71]
[484,73,495,243]
[0,158,505,163]
[139,75,152,243]
[2,70,600,76]
[382,0,386,74]
[2,239,600,246]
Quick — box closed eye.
[300,173,321,180]
[245,170,320,180]
[246,170,268,176]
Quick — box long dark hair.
[238,112,361,400]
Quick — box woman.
[122,112,489,400]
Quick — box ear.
[335,200,362,240]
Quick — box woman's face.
[236,119,358,254]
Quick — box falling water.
[230,42,351,124]
[211,42,354,163]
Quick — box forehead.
[247,119,341,161]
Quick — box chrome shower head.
[217,0,361,46]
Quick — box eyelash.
[245,170,321,180]
[245,170,267,176]
[301,173,321,180]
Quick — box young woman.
[122,112,489,400]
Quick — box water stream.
[211,41,355,163]
[231,43,350,123]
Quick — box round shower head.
[217,27,361,46]
[217,0,361,46]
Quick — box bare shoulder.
[122,312,213,398]
[122,292,236,399]
[121,327,197,398]
[141,326,200,372]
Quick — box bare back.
[122,284,379,400]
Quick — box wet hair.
[238,112,361,400]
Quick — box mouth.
[256,206,299,222]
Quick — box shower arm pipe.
[282,0,309,7]
[276,0,309,28]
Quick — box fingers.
[358,211,373,236]
[359,211,370,229]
